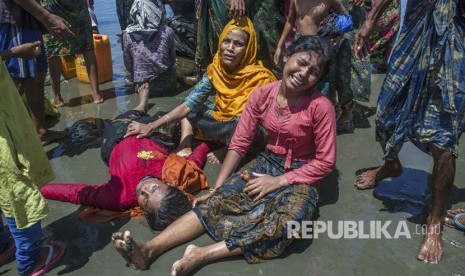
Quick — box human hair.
[285,35,335,82]
[144,185,191,231]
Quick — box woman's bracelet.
[208,188,216,193]
[162,114,170,125]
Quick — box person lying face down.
[41,110,211,231]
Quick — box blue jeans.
[0,214,42,276]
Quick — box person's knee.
[430,144,455,164]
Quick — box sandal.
[29,241,66,276]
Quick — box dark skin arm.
[13,0,75,38]
[0,41,42,60]
[228,0,247,18]
[353,0,394,60]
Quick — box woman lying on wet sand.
[112,35,336,275]
[41,86,210,231]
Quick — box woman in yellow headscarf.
[125,16,276,162]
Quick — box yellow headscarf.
[207,17,277,121]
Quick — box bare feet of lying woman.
[171,244,205,276]
[354,158,403,189]
[112,231,150,270]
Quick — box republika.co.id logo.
[287,220,439,239]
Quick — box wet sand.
[2,2,464,276]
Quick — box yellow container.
[60,55,76,79]
[75,34,113,84]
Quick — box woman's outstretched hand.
[124,121,154,138]
[244,173,288,202]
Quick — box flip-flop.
[453,213,465,231]
[0,237,16,266]
[30,241,66,276]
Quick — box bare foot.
[133,83,149,112]
[207,147,227,164]
[112,231,150,270]
[444,208,465,229]
[354,160,403,190]
[177,147,193,157]
[53,97,65,108]
[40,130,68,146]
[171,244,204,276]
[417,223,443,264]
[93,96,104,104]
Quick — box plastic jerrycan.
[60,55,76,79]
[75,34,113,84]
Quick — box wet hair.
[285,35,335,82]
[144,185,191,231]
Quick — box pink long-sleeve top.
[229,81,337,185]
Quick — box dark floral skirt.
[193,149,319,263]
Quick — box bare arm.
[274,0,297,65]
[353,0,394,59]
[124,103,192,139]
[192,150,243,207]
[213,150,243,189]
[0,41,41,60]
[228,0,246,18]
[13,0,75,38]
[331,0,348,14]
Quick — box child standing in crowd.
[0,42,65,276]
[274,0,347,64]
[43,0,103,106]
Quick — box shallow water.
[2,2,465,276]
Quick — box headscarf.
[207,17,277,121]
[125,0,164,33]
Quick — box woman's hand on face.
[192,192,213,208]
[124,122,154,139]
[244,173,288,202]
[228,0,246,18]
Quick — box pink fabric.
[41,137,210,211]
[229,81,336,185]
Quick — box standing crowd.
[0,0,464,275]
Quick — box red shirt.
[229,81,336,185]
